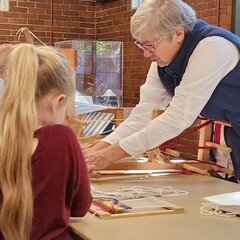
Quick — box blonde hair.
[130,0,197,41]
[0,44,75,240]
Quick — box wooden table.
[69,174,240,240]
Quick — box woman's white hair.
[130,0,197,41]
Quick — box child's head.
[2,44,75,126]
[0,44,75,240]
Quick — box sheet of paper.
[75,102,109,115]
[203,191,240,205]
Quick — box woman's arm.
[119,37,239,156]
[85,37,239,170]
[103,61,171,145]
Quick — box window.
[232,0,240,37]
[0,0,9,11]
[132,0,144,10]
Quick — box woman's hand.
[82,141,111,156]
[85,143,129,172]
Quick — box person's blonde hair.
[0,44,75,240]
[131,0,197,41]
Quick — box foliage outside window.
[131,0,144,10]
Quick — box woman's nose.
[143,49,154,58]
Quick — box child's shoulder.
[35,124,76,139]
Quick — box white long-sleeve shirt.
[103,37,240,156]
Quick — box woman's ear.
[174,27,185,44]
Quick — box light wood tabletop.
[69,174,240,240]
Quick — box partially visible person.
[85,0,240,183]
[0,43,14,66]
[0,44,92,240]
[0,43,14,96]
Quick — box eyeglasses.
[134,39,163,52]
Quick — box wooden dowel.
[165,148,180,157]
[205,141,232,153]
[21,28,34,44]
[90,174,150,181]
[182,163,208,175]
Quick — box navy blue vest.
[158,20,240,180]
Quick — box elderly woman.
[85,0,240,182]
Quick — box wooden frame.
[197,120,232,161]
[232,0,240,37]
[93,116,234,179]
[60,49,78,69]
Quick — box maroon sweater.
[29,125,92,239]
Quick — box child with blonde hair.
[0,44,92,240]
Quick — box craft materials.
[16,27,46,45]
[200,203,240,217]
[82,112,114,136]
[200,191,240,218]
[90,196,184,219]
[90,169,193,180]
[203,191,240,205]
[92,199,131,214]
[91,185,188,200]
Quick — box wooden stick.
[182,163,208,175]
[165,148,180,157]
[21,27,34,44]
[205,141,232,153]
[90,174,149,181]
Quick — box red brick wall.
[0,0,96,45]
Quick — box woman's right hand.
[85,143,129,172]
[82,141,111,156]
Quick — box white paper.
[75,102,109,115]
[203,191,240,205]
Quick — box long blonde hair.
[0,44,75,240]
